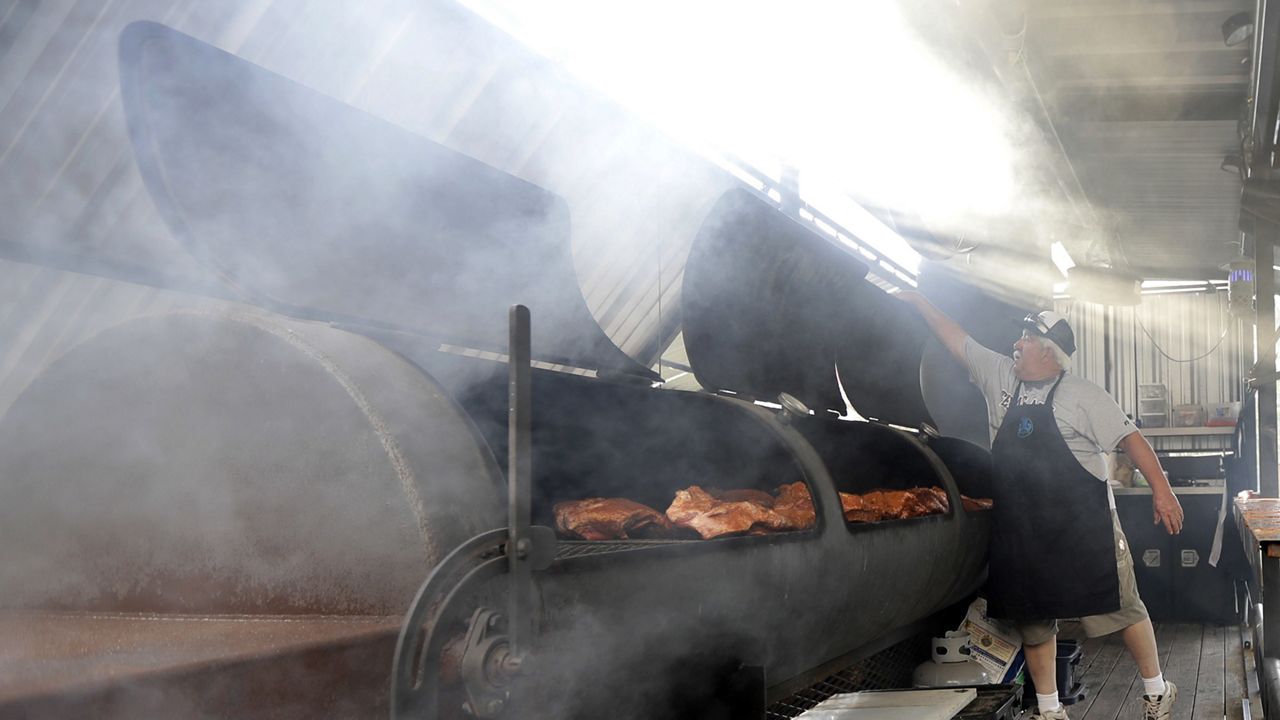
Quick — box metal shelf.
[1113,484,1224,496]
[1141,426,1235,437]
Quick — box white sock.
[1142,673,1166,697]
[1036,691,1061,712]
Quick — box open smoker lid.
[682,189,936,428]
[117,22,653,379]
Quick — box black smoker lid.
[682,188,935,427]
[117,22,654,379]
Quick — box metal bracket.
[1247,366,1280,389]
[459,609,519,718]
[389,524,557,720]
[391,530,509,719]
[388,303,556,720]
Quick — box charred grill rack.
[554,539,696,559]
[0,21,995,720]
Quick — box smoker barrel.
[0,312,987,718]
[682,188,937,428]
[412,355,813,521]
[0,311,504,616]
[386,347,990,718]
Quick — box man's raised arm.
[896,291,970,365]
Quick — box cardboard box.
[959,598,1025,683]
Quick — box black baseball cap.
[1021,310,1076,356]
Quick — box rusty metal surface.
[0,611,398,709]
[0,311,505,616]
[1236,496,1280,546]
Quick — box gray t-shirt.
[963,337,1137,507]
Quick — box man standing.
[898,292,1184,720]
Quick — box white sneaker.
[1141,680,1177,720]
[1033,706,1069,720]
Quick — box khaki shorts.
[1016,511,1149,647]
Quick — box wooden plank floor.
[1017,622,1251,720]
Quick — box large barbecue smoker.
[0,22,995,720]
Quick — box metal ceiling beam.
[1031,1,1248,19]
[1045,41,1253,56]
[1049,88,1247,122]
[1054,74,1249,90]
[1045,55,1249,84]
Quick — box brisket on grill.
[556,483,990,540]
[771,481,817,530]
[665,485,794,539]
[840,487,949,522]
[840,487,992,522]
[707,487,776,508]
[554,498,676,540]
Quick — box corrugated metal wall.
[1055,291,1248,423]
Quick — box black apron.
[986,373,1121,620]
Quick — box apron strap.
[1044,371,1067,405]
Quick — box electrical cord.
[1133,309,1231,363]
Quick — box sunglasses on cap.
[1023,313,1051,336]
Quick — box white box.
[958,597,1025,683]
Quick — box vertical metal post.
[508,305,532,658]
[1266,552,1280,668]
[1103,304,1113,395]
[1257,232,1278,499]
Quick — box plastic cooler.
[1022,639,1086,708]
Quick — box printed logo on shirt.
[1016,391,1048,406]
[999,390,1012,410]
[1017,417,1034,438]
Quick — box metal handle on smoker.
[507,304,533,661]
[390,305,553,720]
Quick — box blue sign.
[1017,417,1034,438]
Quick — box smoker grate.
[554,539,699,559]
[764,633,929,719]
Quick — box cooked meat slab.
[555,483,990,540]
[553,498,675,540]
[665,484,783,535]
[771,481,817,530]
[707,487,775,508]
[670,481,819,538]
[962,496,994,511]
[683,501,787,539]
[840,487,951,522]
[839,492,880,523]
[665,486,721,526]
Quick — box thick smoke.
[0,0,1235,718]
[0,1,742,717]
